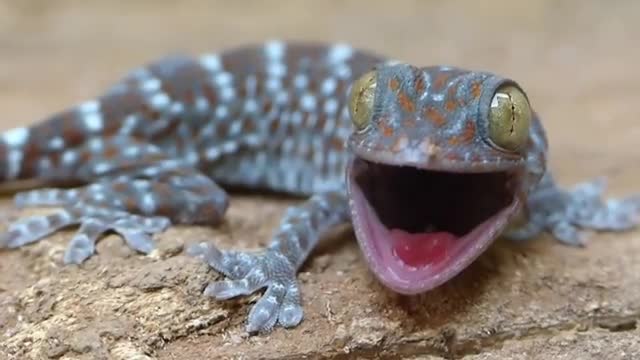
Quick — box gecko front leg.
[0,136,229,264]
[188,191,350,333]
[506,172,640,245]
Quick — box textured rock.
[0,0,639,359]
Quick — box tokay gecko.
[0,41,638,333]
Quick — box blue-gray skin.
[0,42,638,333]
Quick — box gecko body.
[0,41,638,333]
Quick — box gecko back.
[0,42,383,195]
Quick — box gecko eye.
[487,85,532,151]
[348,70,377,131]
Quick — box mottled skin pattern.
[0,41,638,333]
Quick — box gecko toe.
[246,283,287,334]
[278,283,303,328]
[187,242,257,279]
[14,188,82,208]
[191,243,303,333]
[63,218,108,264]
[550,220,587,247]
[0,212,75,248]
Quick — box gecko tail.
[0,97,120,183]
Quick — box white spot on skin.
[215,72,233,87]
[88,138,104,152]
[141,193,156,213]
[119,115,139,135]
[129,68,152,80]
[195,96,209,112]
[124,146,141,158]
[37,157,52,172]
[61,150,79,166]
[185,151,199,165]
[199,54,222,72]
[290,111,303,126]
[150,93,171,109]
[141,78,161,92]
[264,40,286,60]
[79,100,100,113]
[93,162,112,175]
[275,91,289,105]
[6,150,23,179]
[300,93,316,111]
[244,99,258,113]
[215,105,229,118]
[266,78,281,92]
[321,78,337,95]
[323,98,339,115]
[48,136,65,150]
[294,74,308,89]
[220,87,235,102]
[221,141,238,153]
[2,127,30,147]
[92,192,106,202]
[170,102,185,115]
[334,64,351,79]
[82,113,104,132]
[229,120,242,136]
[267,63,286,78]
[328,44,353,63]
[205,147,221,160]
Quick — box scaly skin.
[0,41,638,333]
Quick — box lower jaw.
[347,167,521,295]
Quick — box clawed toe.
[189,242,304,333]
[0,207,170,264]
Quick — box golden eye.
[488,85,532,151]
[348,70,377,130]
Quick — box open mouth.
[347,157,522,294]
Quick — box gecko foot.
[507,178,640,246]
[0,187,170,264]
[187,242,303,333]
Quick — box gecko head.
[345,64,537,294]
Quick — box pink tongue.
[390,229,457,268]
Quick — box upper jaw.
[347,137,526,174]
[345,156,524,295]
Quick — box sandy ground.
[0,0,639,359]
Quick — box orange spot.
[389,78,400,91]
[398,92,415,113]
[461,119,476,143]
[420,139,439,156]
[391,135,409,153]
[242,117,256,132]
[402,118,416,128]
[471,81,482,99]
[445,100,457,112]
[445,82,460,111]
[103,145,120,159]
[380,123,394,137]
[413,72,426,93]
[448,120,476,145]
[433,72,450,90]
[331,137,345,151]
[425,106,447,127]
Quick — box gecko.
[0,41,638,334]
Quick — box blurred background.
[0,2,639,358]
[0,0,638,182]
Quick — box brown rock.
[1,0,639,359]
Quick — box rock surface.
[0,0,639,359]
